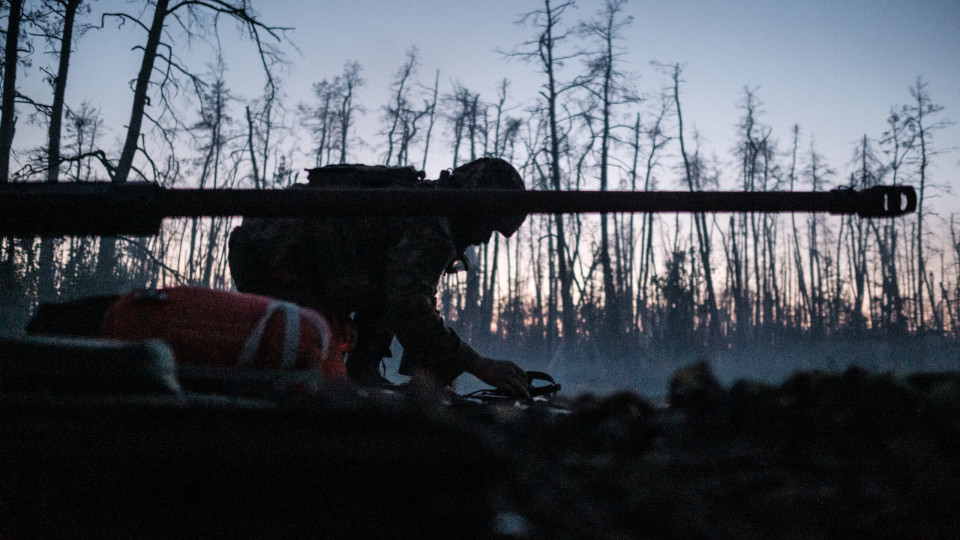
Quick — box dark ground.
[502,363,960,539]
[2,354,959,539]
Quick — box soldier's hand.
[471,357,531,400]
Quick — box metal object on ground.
[0,182,916,236]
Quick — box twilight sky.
[15,0,960,207]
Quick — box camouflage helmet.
[445,157,527,237]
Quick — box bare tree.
[875,107,914,333]
[335,60,363,164]
[804,138,834,334]
[94,0,287,289]
[25,0,87,303]
[671,64,721,341]
[442,82,486,337]
[382,47,418,166]
[62,101,103,180]
[904,77,951,330]
[575,0,639,341]
[444,82,481,167]
[490,78,522,159]
[299,78,339,168]
[245,77,286,189]
[108,0,287,184]
[420,69,439,171]
[0,0,24,183]
[733,88,772,334]
[947,215,960,335]
[787,125,811,329]
[301,61,367,171]
[630,96,670,335]
[37,0,85,183]
[245,104,261,187]
[847,134,885,333]
[187,60,234,283]
[508,0,579,341]
[483,79,522,339]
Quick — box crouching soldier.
[228,157,530,398]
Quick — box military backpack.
[305,164,426,188]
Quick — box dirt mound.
[2,363,958,538]
[492,363,960,539]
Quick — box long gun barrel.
[0,182,916,237]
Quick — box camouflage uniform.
[228,157,525,386]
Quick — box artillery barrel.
[0,183,916,237]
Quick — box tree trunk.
[421,70,439,171]
[596,20,618,341]
[480,234,499,339]
[245,106,261,188]
[38,1,81,303]
[914,89,928,330]
[462,246,480,340]
[0,0,24,183]
[543,10,576,340]
[672,65,720,342]
[114,0,170,183]
[46,0,82,183]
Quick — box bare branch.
[99,12,151,33]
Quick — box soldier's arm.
[383,218,529,397]
[382,218,480,385]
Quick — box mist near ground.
[5,262,958,401]
[380,331,960,401]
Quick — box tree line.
[1,0,958,359]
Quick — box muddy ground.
[488,362,960,539]
[2,361,959,539]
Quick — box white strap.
[301,310,331,356]
[277,301,300,369]
[239,300,301,369]
[279,311,332,392]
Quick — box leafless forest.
[2,1,958,390]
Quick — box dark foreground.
[2,360,959,539]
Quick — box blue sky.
[14,0,960,208]
[259,1,960,160]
